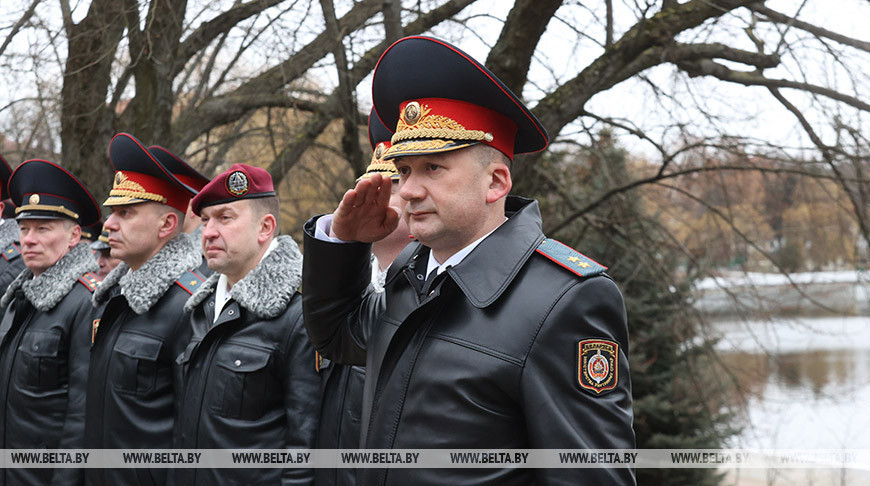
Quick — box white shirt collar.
[214,238,279,323]
[425,218,507,278]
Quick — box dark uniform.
[0,156,25,293]
[173,165,319,485]
[0,159,103,486]
[302,37,635,485]
[84,133,201,486]
[317,109,398,486]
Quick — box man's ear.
[486,162,512,204]
[68,224,82,248]
[257,213,277,244]
[158,210,180,239]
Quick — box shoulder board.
[535,238,607,278]
[77,272,102,293]
[1,243,20,262]
[175,270,206,295]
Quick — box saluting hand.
[331,173,400,243]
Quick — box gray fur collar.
[93,232,201,314]
[184,235,302,319]
[0,219,19,249]
[1,242,99,311]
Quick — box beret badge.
[226,171,249,196]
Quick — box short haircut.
[149,202,185,236]
[249,196,280,226]
[468,143,511,170]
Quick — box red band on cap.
[392,98,518,160]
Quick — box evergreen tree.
[529,131,734,485]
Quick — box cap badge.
[374,142,386,160]
[29,194,39,205]
[227,171,249,196]
[403,101,421,125]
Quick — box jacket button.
[416,274,424,280]
[32,344,39,351]
[208,301,214,307]
[234,359,242,367]
[228,310,235,316]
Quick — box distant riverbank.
[693,271,869,317]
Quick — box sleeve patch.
[175,270,205,295]
[577,339,618,395]
[535,238,607,278]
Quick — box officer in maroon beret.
[173,163,319,485]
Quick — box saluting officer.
[316,109,411,486]
[0,155,25,293]
[174,164,319,485]
[0,159,103,486]
[303,36,635,485]
[85,133,203,486]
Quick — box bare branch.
[382,0,403,43]
[265,0,479,186]
[319,0,365,174]
[486,0,562,95]
[173,0,287,77]
[533,0,756,138]
[678,58,870,113]
[171,0,384,147]
[0,0,42,58]
[751,5,870,54]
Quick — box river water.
[713,316,870,450]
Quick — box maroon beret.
[190,163,275,216]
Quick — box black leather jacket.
[173,236,319,485]
[84,233,200,486]
[317,355,365,486]
[0,243,100,486]
[303,196,636,485]
[0,242,25,294]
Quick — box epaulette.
[1,243,20,262]
[535,238,607,278]
[175,269,205,295]
[77,272,102,293]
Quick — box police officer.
[89,227,121,278]
[0,155,25,293]
[85,133,202,486]
[0,159,102,485]
[146,145,212,276]
[174,164,319,485]
[303,36,635,485]
[316,110,411,486]
[80,220,102,244]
